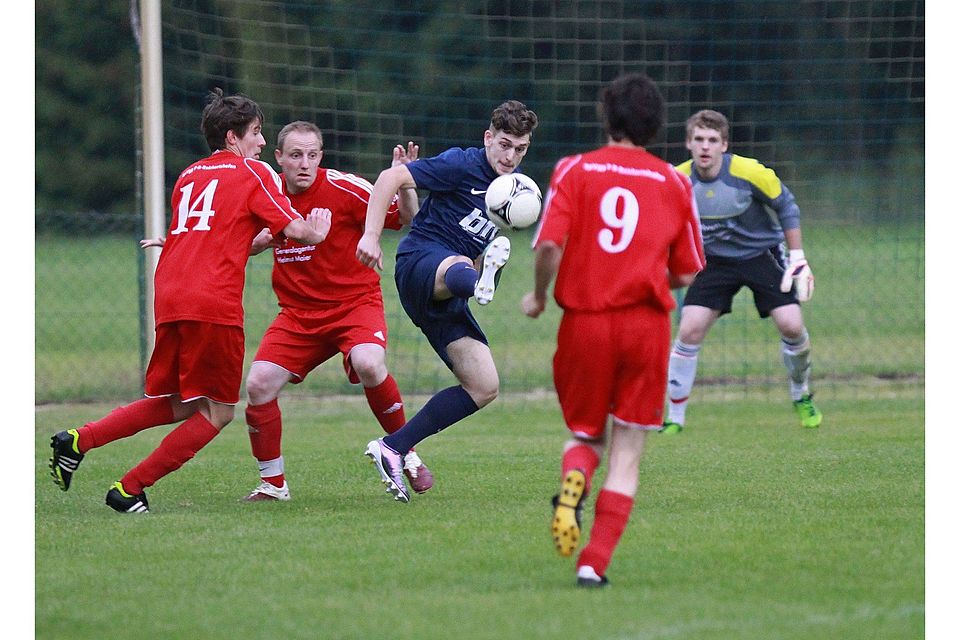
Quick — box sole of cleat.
[552,469,586,557]
[475,237,511,305]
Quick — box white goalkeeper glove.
[779,249,814,302]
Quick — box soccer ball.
[484,173,542,230]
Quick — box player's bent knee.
[466,382,499,408]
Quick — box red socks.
[120,412,220,494]
[363,375,406,434]
[246,399,285,487]
[577,489,634,577]
[76,397,176,453]
[562,443,601,495]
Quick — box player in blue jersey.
[663,109,822,431]
[356,100,539,502]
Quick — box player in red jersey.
[48,89,330,513]
[522,73,705,587]
[241,121,434,500]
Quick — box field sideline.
[34,383,923,639]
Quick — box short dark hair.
[685,109,730,142]
[489,100,539,138]
[277,121,323,152]
[200,88,264,151]
[599,73,664,147]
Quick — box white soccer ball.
[484,173,542,230]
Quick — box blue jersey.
[401,146,501,260]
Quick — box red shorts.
[553,307,670,439]
[252,299,389,384]
[145,321,245,404]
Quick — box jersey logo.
[470,188,487,195]
[459,208,499,243]
[374,330,385,341]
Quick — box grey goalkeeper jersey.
[675,153,800,260]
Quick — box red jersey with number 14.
[534,145,705,312]
[272,168,403,308]
[154,150,303,327]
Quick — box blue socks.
[383,386,480,454]
[444,262,478,299]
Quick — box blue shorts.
[395,242,487,370]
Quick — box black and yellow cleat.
[551,469,587,557]
[50,429,84,491]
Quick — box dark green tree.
[36,0,137,215]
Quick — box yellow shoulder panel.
[675,159,693,175]
[728,155,782,199]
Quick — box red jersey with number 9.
[154,150,304,327]
[533,145,705,312]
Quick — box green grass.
[36,221,923,403]
[35,384,923,639]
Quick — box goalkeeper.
[663,109,822,431]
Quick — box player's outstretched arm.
[358,163,416,270]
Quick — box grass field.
[35,382,923,639]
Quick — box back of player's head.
[490,100,539,138]
[200,88,265,151]
[277,121,324,152]
[600,73,665,147]
[686,110,729,142]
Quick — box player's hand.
[139,236,165,249]
[392,141,419,167]
[250,228,278,254]
[779,249,814,302]
[521,292,546,318]
[307,207,332,242]
[356,231,383,270]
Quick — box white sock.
[257,455,284,479]
[667,340,700,425]
[781,330,812,401]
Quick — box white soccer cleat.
[243,480,291,502]
[474,236,511,305]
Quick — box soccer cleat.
[659,420,683,435]
[793,394,823,428]
[243,481,291,502]
[576,565,610,588]
[364,439,410,503]
[105,481,149,514]
[551,469,587,557]
[474,236,511,305]
[403,451,434,494]
[50,429,85,491]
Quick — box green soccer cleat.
[793,394,823,428]
[659,421,683,435]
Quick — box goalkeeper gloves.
[779,249,814,302]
